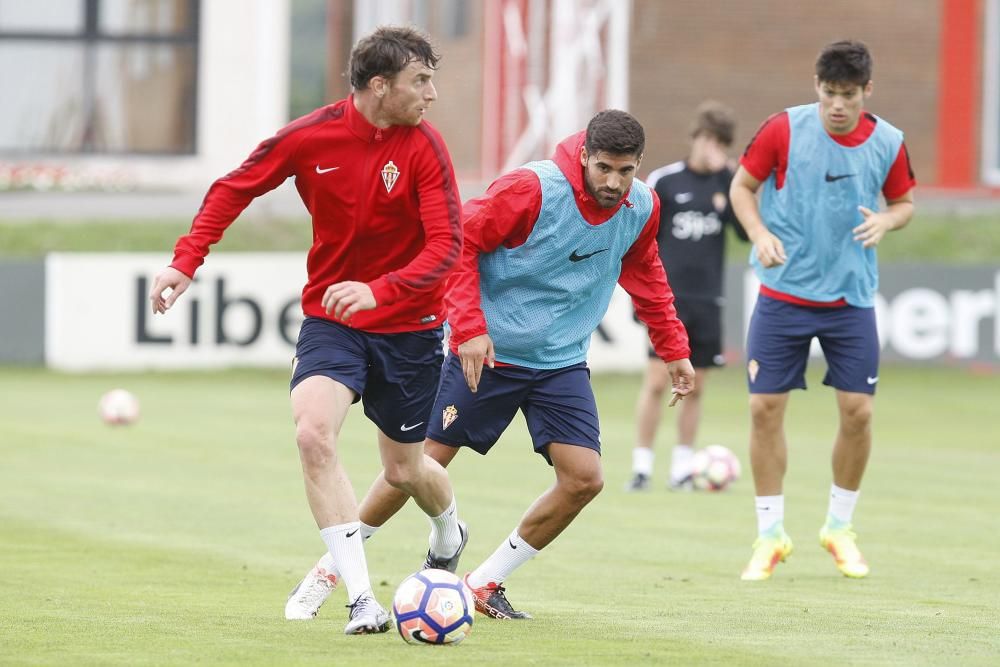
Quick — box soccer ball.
[98,389,140,425]
[690,444,741,492]
[393,569,474,645]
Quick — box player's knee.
[579,474,605,504]
[587,474,605,500]
[687,382,705,400]
[646,376,670,396]
[383,461,418,491]
[749,395,783,430]
[840,399,873,433]
[563,470,604,506]
[295,422,335,466]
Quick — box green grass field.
[1,364,997,666]
[2,213,1000,263]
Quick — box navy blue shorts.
[745,295,879,395]
[426,354,601,465]
[290,317,444,442]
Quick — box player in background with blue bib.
[730,40,916,581]
[287,110,695,621]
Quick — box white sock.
[428,497,462,557]
[670,444,694,482]
[632,446,654,476]
[320,522,372,604]
[323,521,379,580]
[755,495,785,535]
[466,529,539,589]
[827,484,860,526]
[360,520,379,541]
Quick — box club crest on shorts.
[442,404,458,430]
[748,359,759,383]
[381,160,399,193]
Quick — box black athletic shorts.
[647,297,724,368]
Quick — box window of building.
[289,0,328,121]
[435,0,469,39]
[984,0,1000,184]
[0,0,198,155]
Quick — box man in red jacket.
[147,26,465,635]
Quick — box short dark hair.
[815,40,872,87]
[690,100,736,146]
[585,109,645,157]
[349,25,440,91]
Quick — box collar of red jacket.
[344,94,402,142]
[552,130,634,224]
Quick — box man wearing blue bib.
[730,40,916,581]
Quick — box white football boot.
[343,594,392,635]
[284,552,338,620]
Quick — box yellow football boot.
[740,530,794,581]
[819,523,869,578]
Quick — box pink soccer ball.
[690,444,741,491]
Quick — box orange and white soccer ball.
[690,444,741,491]
[98,389,140,425]
[393,569,474,645]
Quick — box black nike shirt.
[646,161,747,302]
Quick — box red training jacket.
[170,96,463,333]
[447,131,691,363]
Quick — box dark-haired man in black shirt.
[627,101,748,491]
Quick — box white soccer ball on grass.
[98,389,140,425]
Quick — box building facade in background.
[0,0,288,191]
[0,0,997,192]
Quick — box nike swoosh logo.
[569,248,610,262]
[315,165,340,174]
[400,421,425,432]
[508,539,517,550]
[825,172,856,182]
[345,529,359,538]
[866,376,879,385]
